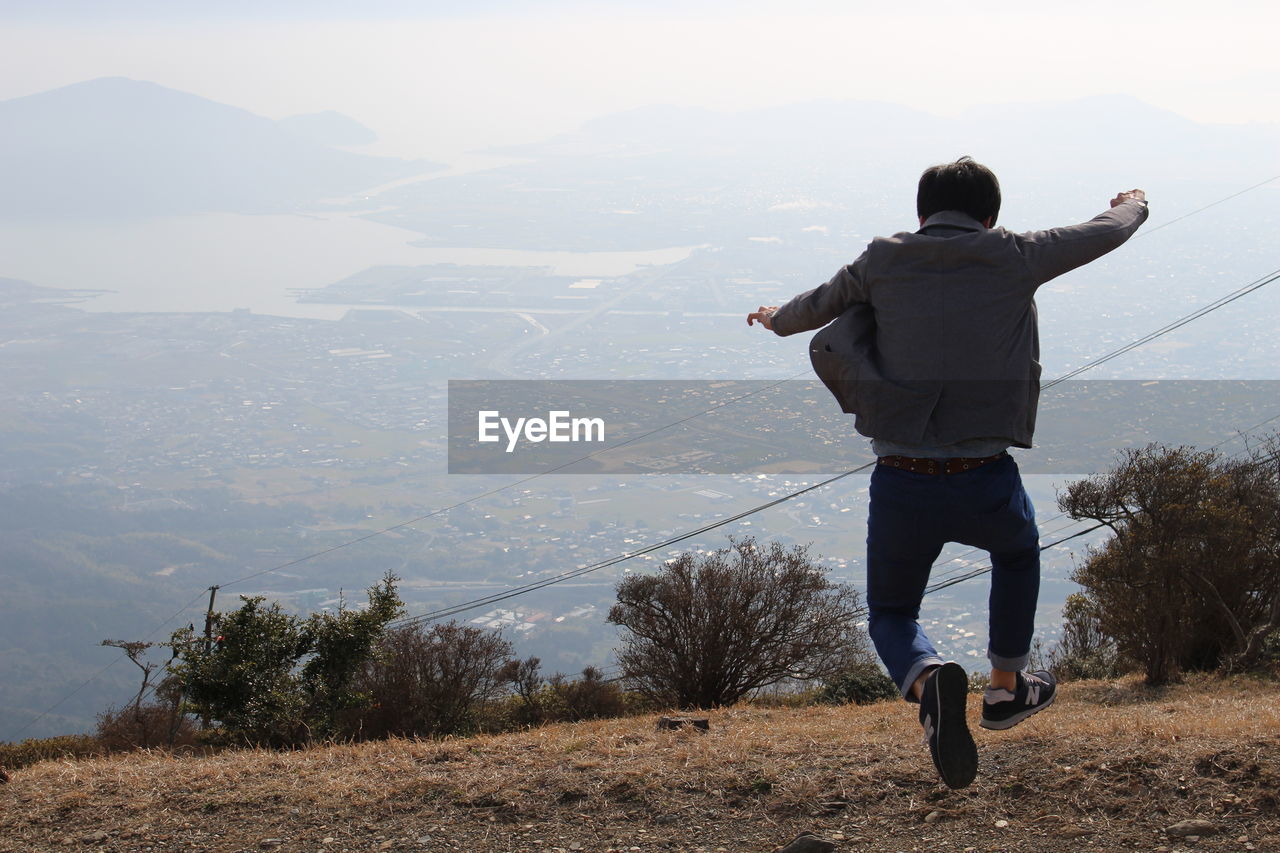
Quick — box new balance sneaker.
[918,662,978,789]
[980,669,1057,730]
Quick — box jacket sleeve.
[1018,199,1149,285]
[769,252,870,337]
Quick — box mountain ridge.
[0,77,436,218]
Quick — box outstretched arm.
[746,253,870,337]
[1019,190,1149,285]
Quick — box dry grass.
[3,674,1279,852]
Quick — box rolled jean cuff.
[899,655,947,702]
[988,648,1029,672]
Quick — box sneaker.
[980,670,1057,730]
[918,662,978,789]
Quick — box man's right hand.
[747,306,779,331]
[1110,189,1146,207]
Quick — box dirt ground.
[3,676,1279,853]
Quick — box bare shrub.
[1047,593,1130,681]
[95,701,199,752]
[609,537,869,709]
[546,667,630,721]
[352,621,514,738]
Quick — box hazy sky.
[1,0,1277,161]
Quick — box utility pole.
[203,585,220,653]
[198,585,220,732]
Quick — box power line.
[8,588,210,742]
[925,403,1280,588]
[224,191,1280,597]
[927,427,1280,589]
[393,416,1280,628]
[348,178,1280,628]
[389,464,873,629]
[1129,174,1280,242]
[216,369,812,592]
[4,372,807,740]
[923,523,1109,595]
[107,467,877,708]
[1208,410,1280,451]
[925,514,1086,586]
[921,181,1280,581]
[136,443,1280,703]
[1045,266,1280,387]
[394,256,1280,624]
[923,443,1280,596]
[222,185,1280,598]
[392,261,1280,626]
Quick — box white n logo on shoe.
[1026,682,1041,705]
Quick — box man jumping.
[747,157,1147,788]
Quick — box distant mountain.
[493,95,1280,182]
[0,77,438,218]
[0,277,61,304]
[0,277,105,309]
[277,110,379,147]
[489,99,950,165]
[374,94,1280,250]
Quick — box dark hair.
[916,156,1001,226]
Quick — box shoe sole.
[979,691,1056,731]
[930,662,978,789]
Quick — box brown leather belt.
[877,451,1008,475]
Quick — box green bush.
[819,662,900,705]
[170,574,402,746]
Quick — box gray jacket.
[770,200,1149,448]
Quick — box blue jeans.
[865,454,1040,699]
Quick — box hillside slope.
[3,676,1278,852]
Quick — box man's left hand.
[1110,189,1146,207]
[747,306,779,330]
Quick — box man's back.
[867,212,1041,384]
